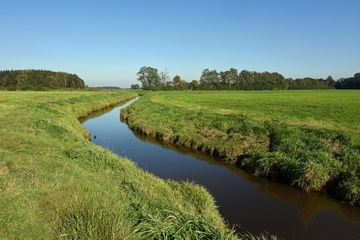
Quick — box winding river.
[81,98,360,240]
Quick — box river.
[81,98,360,240]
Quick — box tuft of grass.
[133,209,237,240]
[239,232,282,240]
[53,196,130,240]
[336,169,360,205]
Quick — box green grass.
[0,91,256,239]
[121,90,360,204]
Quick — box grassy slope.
[0,91,239,239]
[121,90,360,204]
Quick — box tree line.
[135,66,359,90]
[0,69,85,90]
[335,73,360,89]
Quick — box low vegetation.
[121,90,360,205]
[0,91,263,239]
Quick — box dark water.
[81,99,360,240]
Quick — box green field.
[121,90,360,204]
[0,91,250,239]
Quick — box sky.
[1,0,359,88]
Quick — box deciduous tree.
[220,68,239,90]
[137,66,161,90]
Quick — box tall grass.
[121,91,360,205]
[0,91,243,239]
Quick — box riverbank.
[0,91,241,239]
[121,91,360,205]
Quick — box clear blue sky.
[1,0,359,87]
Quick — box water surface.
[82,99,360,240]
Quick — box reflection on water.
[81,100,360,240]
[129,130,360,225]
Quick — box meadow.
[121,90,360,204]
[0,91,255,239]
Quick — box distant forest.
[0,70,85,90]
[135,66,360,91]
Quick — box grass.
[121,90,360,205]
[0,90,260,239]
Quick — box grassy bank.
[121,91,360,204]
[0,91,246,239]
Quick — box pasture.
[0,91,240,239]
[121,90,360,204]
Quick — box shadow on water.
[81,99,360,240]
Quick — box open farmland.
[121,90,360,204]
[0,91,241,239]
